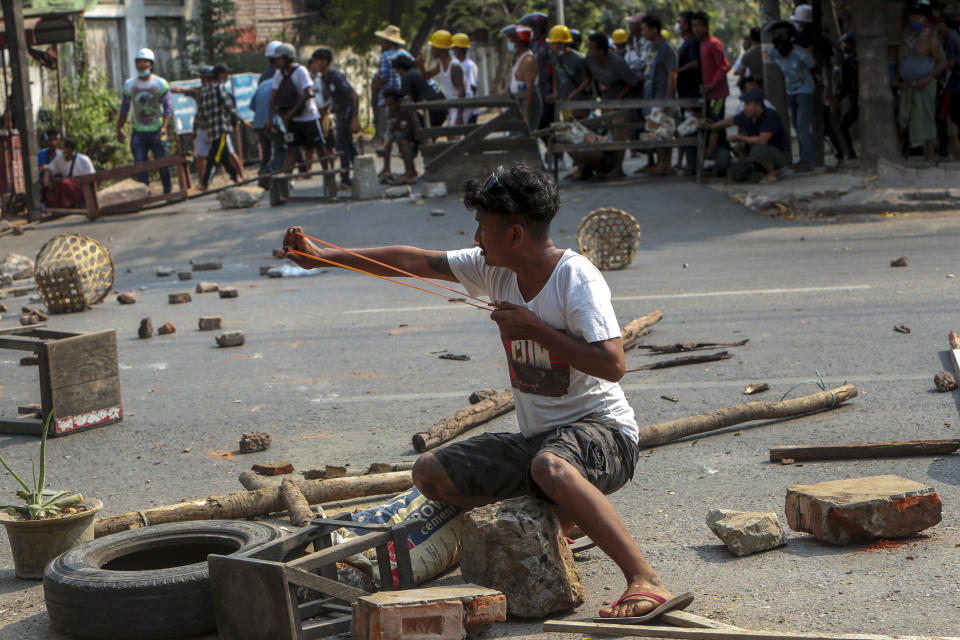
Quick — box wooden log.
[635,385,858,448]
[768,439,960,462]
[542,621,960,640]
[638,339,749,354]
[626,351,732,372]
[280,477,315,527]
[94,471,413,538]
[621,310,663,351]
[412,390,515,453]
[238,471,273,491]
[302,461,416,480]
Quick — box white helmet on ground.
[135,48,155,62]
[265,40,283,58]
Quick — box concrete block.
[460,496,583,618]
[384,185,411,198]
[353,155,380,200]
[156,266,174,277]
[169,293,192,304]
[97,178,149,209]
[195,281,219,293]
[198,316,222,331]
[706,509,786,556]
[192,261,222,271]
[219,287,239,298]
[217,186,264,209]
[352,585,506,640]
[785,475,942,544]
[216,330,245,347]
[422,181,447,198]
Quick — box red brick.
[352,585,506,640]
[785,475,942,544]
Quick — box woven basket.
[34,234,114,312]
[576,208,642,271]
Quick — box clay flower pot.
[0,498,103,579]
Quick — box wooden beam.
[769,440,960,462]
[556,98,704,111]
[411,96,517,109]
[541,621,960,640]
[424,111,514,172]
[2,0,41,221]
[660,611,742,631]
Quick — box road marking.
[307,372,926,404]
[340,285,872,314]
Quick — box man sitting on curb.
[280,164,693,621]
[705,87,790,183]
[41,137,95,209]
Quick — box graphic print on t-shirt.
[503,337,570,397]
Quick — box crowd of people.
[32,2,960,202]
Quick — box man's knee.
[413,453,448,501]
[530,452,573,496]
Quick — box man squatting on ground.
[282,164,690,620]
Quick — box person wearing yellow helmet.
[418,29,467,125]
[612,28,628,56]
[546,24,590,108]
[452,33,480,124]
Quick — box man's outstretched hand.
[281,226,323,269]
[490,301,542,340]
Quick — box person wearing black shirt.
[706,87,790,182]
[393,54,446,127]
[676,11,702,172]
[837,34,859,160]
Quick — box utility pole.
[555,0,564,25]
[2,0,41,222]
[761,0,790,158]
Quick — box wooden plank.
[45,330,118,390]
[424,111,517,172]
[422,136,541,159]
[0,336,46,351]
[769,440,960,462]
[661,611,743,631]
[301,617,352,638]
[551,140,698,153]
[541,621,960,640]
[286,530,393,570]
[70,156,190,184]
[297,597,352,618]
[20,329,80,340]
[426,150,543,186]
[556,98,704,111]
[418,118,527,141]
[208,555,299,640]
[410,96,517,109]
[0,417,44,436]
[284,565,368,603]
[49,376,122,427]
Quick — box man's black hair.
[641,15,662,31]
[45,127,60,138]
[680,10,695,26]
[392,54,415,71]
[692,11,710,27]
[749,27,762,42]
[311,48,333,62]
[463,164,559,239]
[382,88,404,101]
[62,137,76,150]
[588,32,609,54]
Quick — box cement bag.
[340,487,462,587]
[645,108,677,139]
[550,120,597,145]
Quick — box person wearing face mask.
[41,137,95,209]
[502,24,541,129]
[895,6,947,162]
[766,23,815,170]
[116,48,173,194]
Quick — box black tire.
[43,520,283,639]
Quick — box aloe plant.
[0,412,82,520]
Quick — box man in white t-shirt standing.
[268,43,326,173]
[281,164,691,622]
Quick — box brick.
[251,461,293,475]
[138,317,153,339]
[218,287,239,299]
[178,271,193,280]
[198,315,222,331]
[0,303,6,312]
[158,321,176,335]
[785,475,942,544]
[195,281,219,293]
[239,431,271,453]
[22,305,48,320]
[117,292,136,304]
[216,330,245,347]
[353,585,506,640]
[19,312,40,326]
[169,293,192,304]
[192,261,222,271]
[19,354,38,366]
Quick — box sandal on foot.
[565,536,597,554]
[594,591,695,624]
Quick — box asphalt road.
[1,174,959,638]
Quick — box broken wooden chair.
[208,512,423,640]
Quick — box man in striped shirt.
[197,65,250,190]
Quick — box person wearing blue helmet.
[519,12,554,128]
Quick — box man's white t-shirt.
[271,65,321,123]
[447,247,639,443]
[50,152,95,178]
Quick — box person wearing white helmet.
[116,47,173,193]
[268,43,326,173]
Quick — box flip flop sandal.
[593,591,695,624]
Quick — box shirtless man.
[502,25,541,128]
[895,8,947,162]
[281,164,692,621]
[418,30,466,126]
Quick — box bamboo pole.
[635,385,857,448]
[94,471,412,538]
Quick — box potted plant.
[0,412,102,579]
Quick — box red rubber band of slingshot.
[285,248,492,311]
[294,231,493,308]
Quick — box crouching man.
[281,164,691,620]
